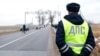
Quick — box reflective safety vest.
[62,19,89,54]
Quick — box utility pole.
[25,11,34,25]
[58,0,60,22]
[25,12,26,25]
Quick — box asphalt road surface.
[0,26,51,56]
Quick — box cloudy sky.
[0,0,100,26]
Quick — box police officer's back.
[56,3,95,56]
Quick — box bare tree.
[36,11,41,26]
[35,10,61,26]
[41,15,45,25]
[35,10,47,26]
[47,10,56,25]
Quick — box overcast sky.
[0,0,100,26]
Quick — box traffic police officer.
[56,3,95,56]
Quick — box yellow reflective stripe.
[67,43,84,47]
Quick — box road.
[0,26,51,56]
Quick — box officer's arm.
[56,21,75,55]
[80,25,96,56]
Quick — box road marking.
[0,31,36,48]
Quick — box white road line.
[0,31,36,48]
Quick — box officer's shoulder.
[58,20,63,25]
[57,20,64,28]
